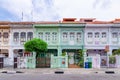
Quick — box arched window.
[63,32,68,41]
[52,32,57,41]
[88,32,92,38]
[38,32,43,40]
[95,32,99,38]
[45,32,50,41]
[20,32,26,44]
[112,32,117,38]
[102,32,106,38]
[3,32,8,38]
[13,32,19,42]
[0,32,1,43]
[3,32,9,42]
[76,32,81,42]
[27,32,33,40]
[70,32,75,40]
[0,32,1,38]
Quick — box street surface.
[0,73,120,80]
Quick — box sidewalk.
[0,68,120,74]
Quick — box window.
[76,32,81,42]
[63,32,68,41]
[3,32,9,42]
[112,32,117,38]
[88,32,92,38]
[45,32,50,41]
[70,32,75,40]
[0,32,1,42]
[27,32,33,40]
[13,32,19,42]
[3,32,8,38]
[95,32,99,38]
[20,32,26,44]
[102,32,106,38]
[38,32,43,40]
[52,32,57,41]
[0,32,1,38]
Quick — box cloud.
[0,0,59,21]
[93,0,111,9]
[0,0,120,21]
[54,0,120,21]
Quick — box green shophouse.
[60,18,85,68]
[33,18,85,68]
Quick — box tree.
[24,38,48,57]
[113,48,120,55]
[77,49,84,67]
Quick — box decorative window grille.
[38,32,43,40]
[20,32,26,44]
[76,32,81,42]
[3,32,9,43]
[112,32,117,38]
[95,32,99,38]
[27,32,33,41]
[45,32,50,42]
[52,32,57,41]
[13,32,19,42]
[88,32,93,38]
[70,32,75,40]
[102,32,106,38]
[62,32,68,41]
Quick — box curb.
[54,71,64,74]
[1,71,23,74]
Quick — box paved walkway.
[0,68,120,74]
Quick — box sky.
[0,0,120,21]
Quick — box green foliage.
[109,55,116,64]
[77,49,84,67]
[61,52,66,56]
[24,38,48,53]
[113,49,120,55]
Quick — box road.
[0,73,119,80]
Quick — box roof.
[35,21,58,24]
[0,21,10,25]
[0,18,119,25]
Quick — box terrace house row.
[0,18,120,68]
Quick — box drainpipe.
[58,22,62,56]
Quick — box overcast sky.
[0,0,120,21]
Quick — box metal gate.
[109,56,116,68]
[0,57,3,68]
[100,56,108,68]
[36,53,50,68]
[14,57,17,68]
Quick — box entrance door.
[100,56,107,68]
[36,53,50,68]
[68,52,74,64]
[68,52,77,68]
[14,57,17,68]
[0,57,3,68]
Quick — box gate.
[100,56,108,68]
[14,57,17,68]
[109,56,116,68]
[36,53,50,68]
[51,55,68,68]
[0,57,3,68]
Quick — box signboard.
[105,45,109,52]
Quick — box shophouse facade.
[33,18,85,68]
[84,18,120,68]
[0,22,11,67]
[84,18,112,68]
[0,22,34,67]
[59,18,85,68]
[0,18,120,68]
